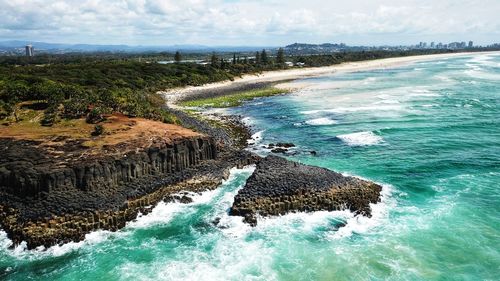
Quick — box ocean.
[1,53,499,280]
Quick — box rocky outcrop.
[0,136,256,249]
[0,137,216,199]
[229,156,382,225]
[0,173,224,248]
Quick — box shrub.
[86,107,105,124]
[63,97,89,119]
[41,112,56,126]
[91,124,105,136]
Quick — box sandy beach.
[161,51,500,105]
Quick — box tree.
[261,49,268,64]
[233,53,236,65]
[276,48,285,64]
[174,51,182,63]
[210,52,219,67]
[255,51,261,64]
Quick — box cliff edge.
[0,114,254,248]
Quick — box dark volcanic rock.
[276,142,295,148]
[270,147,288,154]
[0,136,257,249]
[229,156,382,225]
[0,137,217,200]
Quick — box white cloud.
[0,0,498,45]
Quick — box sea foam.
[305,117,337,126]
[247,130,264,145]
[336,131,383,146]
[301,104,403,115]
[329,183,393,239]
[1,229,115,260]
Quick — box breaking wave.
[305,117,337,126]
[336,131,383,146]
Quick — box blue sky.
[1,0,499,46]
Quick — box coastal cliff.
[0,115,255,249]
[0,137,217,199]
[0,112,381,249]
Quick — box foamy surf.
[247,130,264,145]
[408,89,441,98]
[329,183,393,239]
[305,117,337,126]
[1,229,115,260]
[336,131,383,146]
[129,166,255,230]
[374,99,400,105]
[301,104,404,115]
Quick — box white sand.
[161,51,500,104]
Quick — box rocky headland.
[0,114,255,248]
[0,96,383,249]
[229,156,382,226]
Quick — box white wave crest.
[464,69,500,80]
[329,183,393,239]
[0,230,12,250]
[301,105,403,115]
[247,130,264,145]
[240,116,254,126]
[374,99,400,105]
[305,117,337,126]
[409,89,441,97]
[336,131,383,146]
[1,229,115,260]
[362,77,377,85]
[435,75,453,82]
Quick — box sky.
[1,0,499,46]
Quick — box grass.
[179,87,289,108]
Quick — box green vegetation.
[2,47,495,128]
[0,61,241,125]
[276,48,285,65]
[0,49,295,126]
[179,87,289,108]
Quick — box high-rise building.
[25,45,34,57]
[468,41,473,48]
[430,42,435,48]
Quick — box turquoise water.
[1,53,500,280]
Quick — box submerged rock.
[229,156,382,225]
[276,142,295,148]
[270,147,288,154]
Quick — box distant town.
[1,40,499,57]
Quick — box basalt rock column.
[229,156,382,225]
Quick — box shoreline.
[162,51,500,104]
[1,50,496,250]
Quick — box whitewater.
[1,53,500,280]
